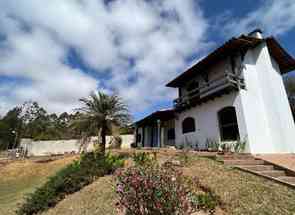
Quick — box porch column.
[157,119,161,147]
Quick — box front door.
[218,106,240,141]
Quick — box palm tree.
[76,91,131,153]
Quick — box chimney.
[248,29,263,39]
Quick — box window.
[218,107,240,141]
[182,117,196,134]
[167,128,175,140]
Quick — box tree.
[21,101,49,139]
[0,107,23,149]
[76,91,131,153]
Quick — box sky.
[0,0,295,121]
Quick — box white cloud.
[220,0,295,37]
[0,0,209,116]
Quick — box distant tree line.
[0,99,133,150]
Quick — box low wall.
[20,135,134,156]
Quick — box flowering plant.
[116,162,199,215]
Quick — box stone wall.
[20,135,134,156]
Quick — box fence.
[20,135,134,157]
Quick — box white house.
[134,29,295,154]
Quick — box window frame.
[182,117,196,134]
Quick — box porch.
[134,109,175,148]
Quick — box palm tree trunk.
[100,124,106,153]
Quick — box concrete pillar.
[157,120,161,147]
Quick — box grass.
[42,176,117,215]
[183,156,295,215]
[1,150,295,215]
[0,156,77,215]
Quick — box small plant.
[194,139,200,151]
[178,149,191,166]
[206,138,220,152]
[132,152,156,166]
[190,193,218,212]
[186,176,221,212]
[17,152,124,215]
[176,144,184,150]
[233,137,247,153]
[184,137,193,149]
[219,142,231,153]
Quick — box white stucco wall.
[20,135,134,156]
[174,40,295,154]
[175,92,247,150]
[240,42,295,153]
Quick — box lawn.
[42,176,117,215]
[182,155,295,215]
[0,156,77,215]
[1,150,295,215]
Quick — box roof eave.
[134,109,175,127]
[266,37,295,74]
[166,36,295,88]
[166,37,261,88]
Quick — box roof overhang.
[134,109,175,127]
[266,37,295,74]
[166,36,295,88]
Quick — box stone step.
[221,154,254,160]
[238,165,274,171]
[223,159,265,166]
[278,176,295,184]
[0,161,7,165]
[257,170,286,178]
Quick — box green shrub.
[132,152,156,166]
[17,152,124,215]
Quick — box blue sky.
[0,0,295,121]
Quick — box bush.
[132,152,156,166]
[17,152,124,215]
[116,162,218,215]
